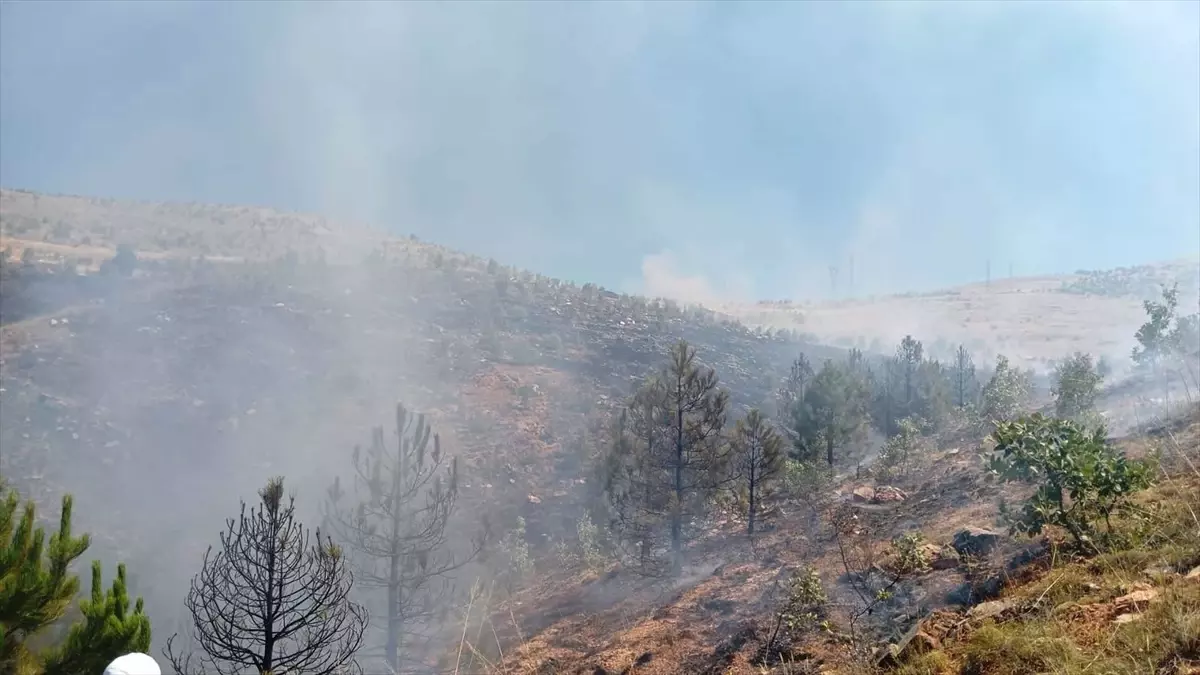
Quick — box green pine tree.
[1,484,151,675]
[1,487,90,674]
[41,561,151,675]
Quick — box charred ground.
[2,188,1198,675]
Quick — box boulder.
[852,486,876,503]
[922,543,959,570]
[952,527,1003,557]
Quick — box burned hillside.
[2,191,1198,675]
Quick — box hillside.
[2,188,1198,675]
[723,263,1199,375]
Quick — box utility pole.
[985,259,991,288]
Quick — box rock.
[1114,613,1143,624]
[952,527,1004,557]
[852,486,876,503]
[526,494,541,504]
[873,486,908,503]
[923,544,959,570]
[1186,566,1200,580]
[968,599,1015,620]
[877,622,940,668]
[1115,588,1158,611]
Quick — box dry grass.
[720,273,1194,374]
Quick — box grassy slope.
[473,411,1200,675]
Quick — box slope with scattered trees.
[1,189,1198,674]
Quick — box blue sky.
[1,0,1197,301]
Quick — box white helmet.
[103,653,162,675]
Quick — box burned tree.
[166,477,367,675]
[603,340,730,574]
[324,404,484,673]
[730,409,785,536]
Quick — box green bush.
[988,414,1153,551]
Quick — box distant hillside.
[0,188,846,648]
[2,188,1196,674]
[723,263,1199,374]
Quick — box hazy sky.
[2,0,1197,300]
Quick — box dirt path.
[0,236,245,264]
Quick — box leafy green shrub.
[1052,352,1103,423]
[889,532,932,575]
[498,517,533,589]
[877,416,924,478]
[576,513,605,570]
[981,355,1033,425]
[988,414,1153,551]
[767,565,828,652]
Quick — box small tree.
[895,335,924,421]
[325,404,483,672]
[980,355,1032,425]
[730,409,785,535]
[987,414,1152,551]
[109,244,138,277]
[167,477,367,675]
[1172,312,1200,399]
[1,486,149,675]
[790,360,869,466]
[1132,283,1179,373]
[950,344,979,410]
[497,517,534,590]
[602,341,730,574]
[776,355,814,419]
[1052,352,1104,422]
[41,562,151,675]
[766,565,827,655]
[1133,283,1181,405]
[876,416,923,479]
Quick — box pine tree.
[167,477,367,675]
[1,488,89,674]
[868,356,902,436]
[950,344,978,410]
[730,409,784,535]
[324,404,484,672]
[603,389,675,574]
[1,484,149,675]
[41,562,151,675]
[896,335,924,420]
[776,354,814,419]
[790,360,869,467]
[603,341,729,574]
